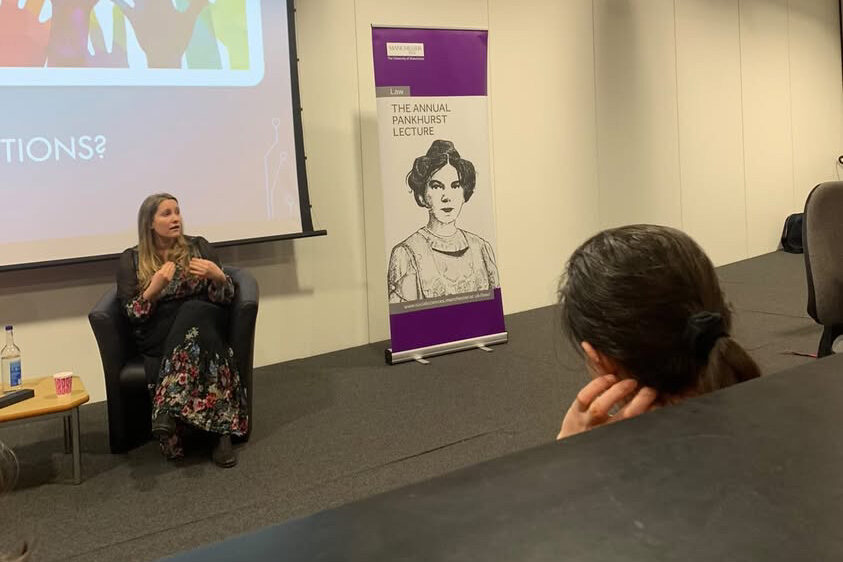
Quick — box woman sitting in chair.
[117,193,248,467]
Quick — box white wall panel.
[488,0,600,313]
[594,0,682,229]
[740,0,795,255]
[675,0,748,265]
[789,0,843,208]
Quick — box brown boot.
[212,434,237,468]
[151,411,175,439]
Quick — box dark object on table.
[0,389,34,409]
[88,266,259,453]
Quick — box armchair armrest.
[225,267,259,347]
[224,267,259,437]
[88,286,136,388]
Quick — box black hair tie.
[684,311,728,361]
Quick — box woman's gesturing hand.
[145,261,176,300]
[557,375,658,440]
[189,258,226,284]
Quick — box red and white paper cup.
[53,372,73,396]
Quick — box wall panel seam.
[673,0,685,230]
[738,0,750,258]
[592,0,602,228]
[786,0,797,210]
[352,0,373,343]
[485,0,503,284]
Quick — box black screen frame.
[0,0,325,273]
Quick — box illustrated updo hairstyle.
[406,140,476,208]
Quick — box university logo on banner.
[372,26,507,364]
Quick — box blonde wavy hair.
[136,193,195,289]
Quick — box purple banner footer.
[390,289,505,353]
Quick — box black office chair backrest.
[803,181,843,326]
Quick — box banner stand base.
[385,332,508,365]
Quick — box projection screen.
[0,0,317,270]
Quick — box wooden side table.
[0,376,89,484]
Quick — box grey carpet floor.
[0,251,821,561]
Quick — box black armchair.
[803,181,843,358]
[88,267,259,453]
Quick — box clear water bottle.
[1,325,22,390]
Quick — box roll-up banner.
[372,26,507,364]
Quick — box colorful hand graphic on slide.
[176,0,221,69]
[209,0,249,70]
[86,7,128,67]
[46,0,98,67]
[0,0,51,67]
[113,0,208,68]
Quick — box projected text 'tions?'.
[0,136,107,163]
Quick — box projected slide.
[0,0,264,85]
[0,0,306,268]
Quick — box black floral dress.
[117,236,249,459]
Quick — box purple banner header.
[372,27,488,97]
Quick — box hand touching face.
[557,375,658,439]
[556,342,659,439]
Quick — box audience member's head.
[558,224,760,401]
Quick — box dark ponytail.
[697,336,761,393]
